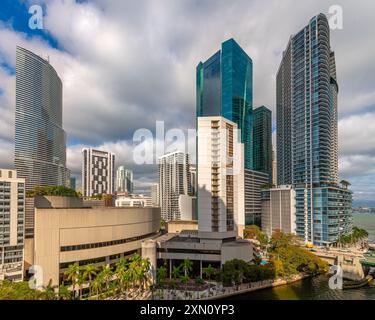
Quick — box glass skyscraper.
[276,14,352,245]
[253,106,272,181]
[196,38,253,169]
[15,46,69,191]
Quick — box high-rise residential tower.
[82,148,115,197]
[276,14,352,245]
[15,46,70,190]
[158,151,191,221]
[196,38,253,169]
[0,169,25,281]
[116,166,133,194]
[253,106,272,181]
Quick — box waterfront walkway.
[153,274,309,300]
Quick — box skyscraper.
[158,151,191,221]
[150,183,159,206]
[15,46,70,190]
[116,166,133,194]
[82,148,115,197]
[276,14,352,245]
[0,169,25,281]
[253,106,272,181]
[196,38,253,169]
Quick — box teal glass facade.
[277,14,352,245]
[197,38,253,169]
[253,106,272,181]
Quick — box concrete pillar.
[141,240,157,283]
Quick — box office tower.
[150,183,159,206]
[15,46,69,191]
[261,186,296,237]
[116,166,133,194]
[276,14,352,245]
[158,151,191,221]
[189,165,197,196]
[0,169,25,281]
[197,116,244,238]
[272,150,277,186]
[196,38,253,169]
[253,106,272,181]
[69,177,76,191]
[82,148,115,197]
[244,169,269,227]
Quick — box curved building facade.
[29,199,160,286]
[15,46,69,190]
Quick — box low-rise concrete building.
[261,185,296,237]
[26,196,160,286]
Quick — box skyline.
[0,0,374,206]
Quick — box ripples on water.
[231,275,375,300]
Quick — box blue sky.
[0,0,374,205]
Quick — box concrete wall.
[33,206,160,286]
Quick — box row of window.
[60,232,158,252]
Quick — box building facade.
[116,166,133,194]
[115,194,153,207]
[0,169,25,281]
[28,196,160,286]
[253,106,272,182]
[244,169,269,227]
[276,14,352,245]
[196,38,253,170]
[150,183,160,207]
[158,151,191,221]
[261,186,296,237]
[197,116,244,238]
[15,46,70,191]
[82,148,115,197]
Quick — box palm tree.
[91,273,104,299]
[58,283,71,300]
[171,265,181,280]
[203,264,216,281]
[64,262,80,299]
[115,258,129,293]
[43,279,57,300]
[100,265,113,294]
[82,264,97,297]
[77,273,85,299]
[156,265,167,286]
[180,274,190,293]
[181,258,193,277]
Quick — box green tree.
[181,258,193,277]
[202,264,216,281]
[171,265,181,280]
[42,279,57,300]
[82,264,97,297]
[58,283,71,300]
[91,273,104,299]
[156,265,168,286]
[64,262,80,299]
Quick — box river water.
[231,213,375,300]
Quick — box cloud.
[0,0,375,199]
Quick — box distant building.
[178,195,197,221]
[253,106,272,182]
[115,194,153,207]
[82,148,115,197]
[244,169,269,227]
[272,150,277,186]
[15,46,70,190]
[261,186,296,237]
[69,177,76,191]
[189,165,197,196]
[150,183,159,206]
[158,151,191,221]
[116,166,133,194]
[0,169,25,281]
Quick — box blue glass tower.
[196,38,253,169]
[276,14,352,245]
